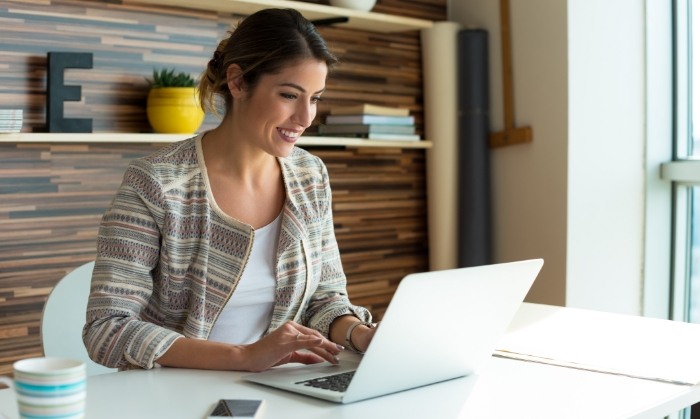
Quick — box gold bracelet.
[345,321,374,354]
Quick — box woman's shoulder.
[127,136,200,181]
[141,136,199,166]
[283,148,331,212]
[282,147,326,175]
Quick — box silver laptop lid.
[341,258,543,403]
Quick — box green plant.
[147,68,196,88]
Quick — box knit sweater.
[83,135,371,370]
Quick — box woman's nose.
[293,102,315,128]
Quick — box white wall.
[566,0,646,314]
[449,0,650,315]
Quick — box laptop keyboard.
[295,371,355,392]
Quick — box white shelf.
[123,0,433,33]
[0,133,432,149]
[1,0,434,149]
[301,136,431,149]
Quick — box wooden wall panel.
[0,0,443,375]
[322,147,428,319]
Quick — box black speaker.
[457,29,492,268]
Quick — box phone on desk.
[207,399,265,418]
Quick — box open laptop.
[244,258,544,404]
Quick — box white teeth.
[279,129,299,138]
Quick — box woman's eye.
[281,93,297,100]
[311,96,323,104]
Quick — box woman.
[84,8,376,372]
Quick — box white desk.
[2,303,699,419]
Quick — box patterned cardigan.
[83,135,371,370]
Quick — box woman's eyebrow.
[279,82,326,95]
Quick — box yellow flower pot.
[147,87,205,134]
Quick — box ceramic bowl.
[329,0,377,12]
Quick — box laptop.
[244,258,544,404]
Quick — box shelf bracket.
[311,17,349,27]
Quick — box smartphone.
[207,399,265,418]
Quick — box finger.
[288,322,326,339]
[303,345,341,365]
[290,331,320,345]
[299,335,344,355]
[290,335,323,349]
[287,325,342,354]
[286,351,327,365]
[283,327,319,344]
[288,337,342,364]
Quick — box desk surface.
[1,303,699,419]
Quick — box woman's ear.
[226,64,246,98]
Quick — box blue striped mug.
[0,357,86,419]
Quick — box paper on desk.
[495,304,700,385]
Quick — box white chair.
[41,261,116,376]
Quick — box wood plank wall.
[0,0,445,375]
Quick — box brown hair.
[199,8,338,115]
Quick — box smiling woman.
[83,8,377,374]
[208,59,328,158]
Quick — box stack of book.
[0,109,23,133]
[318,104,420,141]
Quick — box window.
[662,0,700,325]
[688,2,700,324]
[643,1,698,417]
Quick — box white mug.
[0,357,86,419]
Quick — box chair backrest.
[41,261,116,376]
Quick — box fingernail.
[333,355,340,363]
[336,344,345,351]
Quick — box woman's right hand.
[241,321,344,372]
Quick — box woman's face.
[234,58,328,157]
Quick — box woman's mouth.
[278,128,301,143]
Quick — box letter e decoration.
[46,52,93,133]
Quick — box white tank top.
[208,213,281,345]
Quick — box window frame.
[658,0,697,324]
[645,0,675,320]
